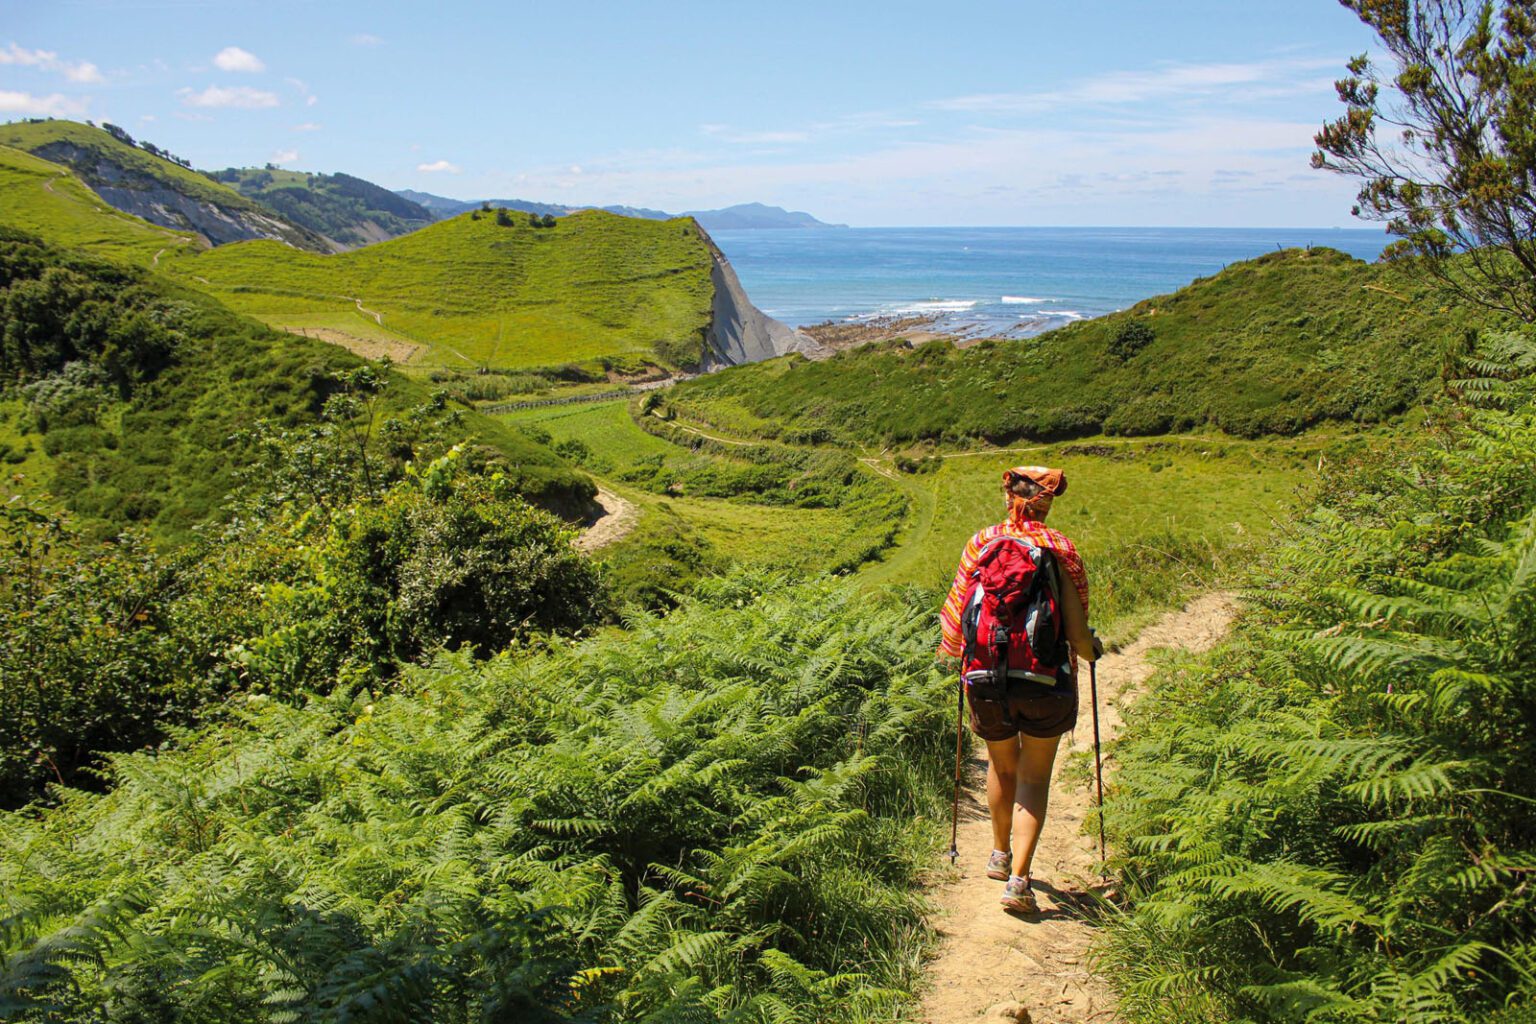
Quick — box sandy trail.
[920,591,1239,1024]
[575,487,639,552]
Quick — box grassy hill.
[0,227,591,542]
[667,247,1488,446]
[0,120,328,251]
[0,143,718,373]
[168,207,717,371]
[209,167,434,248]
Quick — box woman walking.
[938,466,1101,913]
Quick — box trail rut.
[920,591,1239,1024]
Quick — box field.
[501,397,1320,634]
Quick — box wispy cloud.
[351,34,384,47]
[418,159,460,173]
[929,57,1340,114]
[701,124,810,145]
[212,46,265,73]
[0,43,104,84]
[284,77,318,108]
[292,121,322,132]
[178,84,279,109]
[271,148,299,164]
[0,89,88,117]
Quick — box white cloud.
[417,159,460,173]
[139,114,156,122]
[213,46,265,73]
[0,43,104,84]
[179,85,279,109]
[351,33,384,47]
[292,121,322,132]
[271,149,299,165]
[701,124,810,145]
[0,89,87,117]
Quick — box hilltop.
[0,120,328,251]
[209,167,435,249]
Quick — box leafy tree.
[495,207,513,226]
[1313,0,1536,320]
[540,213,557,228]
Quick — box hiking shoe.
[986,849,1011,881]
[1000,875,1038,914]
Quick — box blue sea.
[708,226,1390,338]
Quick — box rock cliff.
[698,228,826,369]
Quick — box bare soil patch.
[920,591,1239,1024]
[284,327,420,363]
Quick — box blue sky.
[1,0,1384,227]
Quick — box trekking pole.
[1089,640,1107,882]
[948,672,964,864]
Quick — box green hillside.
[0,227,591,542]
[0,120,328,251]
[0,143,199,266]
[668,247,1487,445]
[0,142,718,373]
[167,207,717,370]
[209,167,434,248]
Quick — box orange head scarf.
[1004,465,1067,528]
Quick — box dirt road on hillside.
[920,591,1239,1024]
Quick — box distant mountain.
[0,119,330,251]
[210,168,434,250]
[395,191,842,229]
[685,202,847,230]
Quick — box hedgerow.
[0,572,951,1022]
[1100,333,1536,1022]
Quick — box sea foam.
[1001,295,1050,304]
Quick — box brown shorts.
[966,678,1078,741]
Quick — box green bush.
[0,458,607,807]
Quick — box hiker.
[938,465,1101,913]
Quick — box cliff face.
[698,228,826,369]
[30,142,330,252]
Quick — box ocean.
[708,226,1390,338]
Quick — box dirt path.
[920,591,1239,1024]
[575,487,639,552]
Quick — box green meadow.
[501,397,1321,635]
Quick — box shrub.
[1107,319,1155,361]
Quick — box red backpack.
[959,537,1070,693]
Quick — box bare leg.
[1011,733,1063,879]
[984,736,1022,854]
